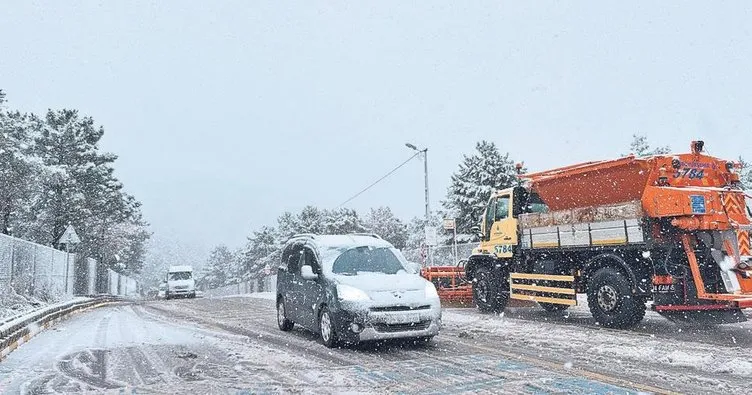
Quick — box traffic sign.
[58,225,81,245]
[424,226,437,246]
[442,218,456,230]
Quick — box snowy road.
[0,296,749,394]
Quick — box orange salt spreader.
[523,141,752,315]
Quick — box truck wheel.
[587,267,646,328]
[277,298,294,331]
[539,302,569,313]
[472,266,508,314]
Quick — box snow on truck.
[466,141,752,328]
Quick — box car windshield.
[168,272,192,281]
[331,247,407,275]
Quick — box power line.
[337,152,421,208]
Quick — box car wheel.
[472,266,508,313]
[277,298,294,331]
[587,267,646,328]
[319,307,337,348]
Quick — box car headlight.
[337,284,370,301]
[424,282,439,300]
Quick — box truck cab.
[475,186,549,259]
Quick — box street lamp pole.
[406,143,432,265]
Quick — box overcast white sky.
[2,2,751,257]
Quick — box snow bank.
[0,290,46,322]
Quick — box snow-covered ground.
[0,291,46,322]
[3,295,751,394]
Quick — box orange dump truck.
[465,141,752,327]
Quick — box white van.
[165,265,196,299]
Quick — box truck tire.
[539,302,569,313]
[472,266,508,313]
[587,267,646,328]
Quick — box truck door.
[490,193,517,258]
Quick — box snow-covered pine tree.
[0,101,41,236]
[297,206,325,234]
[323,208,365,235]
[276,211,301,240]
[239,226,280,279]
[30,109,149,273]
[363,206,407,249]
[442,141,519,235]
[627,134,671,157]
[200,245,237,288]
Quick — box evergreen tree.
[297,205,325,234]
[200,245,237,288]
[276,211,301,240]
[442,141,519,235]
[323,208,365,234]
[29,109,149,273]
[364,207,407,249]
[239,226,280,279]
[0,105,41,236]
[627,134,671,157]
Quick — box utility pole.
[406,143,433,266]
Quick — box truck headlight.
[337,284,370,301]
[425,282,439,300]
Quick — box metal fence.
[0,233,74,300]
[0,233,139,300]
[402,242,477,267]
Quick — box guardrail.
[0,295,121,360]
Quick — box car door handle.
[503,236,512,240]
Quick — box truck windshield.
[168,272,192,281]
[331,246,407,275]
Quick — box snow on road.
[212,291,276,301]
[1,296,750,394]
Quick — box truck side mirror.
[301,265,318,280]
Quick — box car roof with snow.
[168,265,193,272]
[286,234,394,250]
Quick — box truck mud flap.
[509,273,577,306]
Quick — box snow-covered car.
[165,266,196,299]
[276,234,441,348]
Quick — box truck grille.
[370,305,430,312]
[373,320,431,333]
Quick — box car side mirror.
[301,265,318,280]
